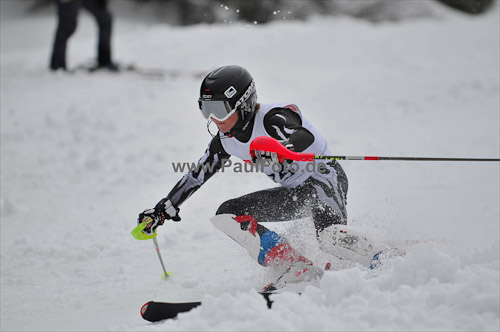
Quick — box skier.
[49,0,117,72]
[135,65,385,289]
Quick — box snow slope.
[1,1,499,331]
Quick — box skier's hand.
[154,198,181,222]
[252,141,295,165]
[253,149,280,165]
[133,199,180,240]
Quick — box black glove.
[253,149,280,165]
[137,198,181,236]
[253,140,295,165]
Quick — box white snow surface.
[1,1,499,331]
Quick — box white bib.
[220,103,333,188]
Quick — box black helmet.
[198,65,257,121]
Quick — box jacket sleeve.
[263,107,315,152]
[165,135,230,208]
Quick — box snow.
[1,1,499,331]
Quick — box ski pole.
[249,136,500,162]
[152,237,171,280]
[310,156,500,162]
[131,217,172,280]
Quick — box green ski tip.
[162,272,172,280]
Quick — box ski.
[71,62,206,80]
[117,64,206,80]
[140,300,201,322]
[140,292,274,322]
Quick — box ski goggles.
[198,99,237,121]
[198,80,255,121]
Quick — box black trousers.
[50,0,112,70]
[216,162,349,234]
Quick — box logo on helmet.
[224,86,237,98]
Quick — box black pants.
[50,0,112,70]
[216,162,349,234]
